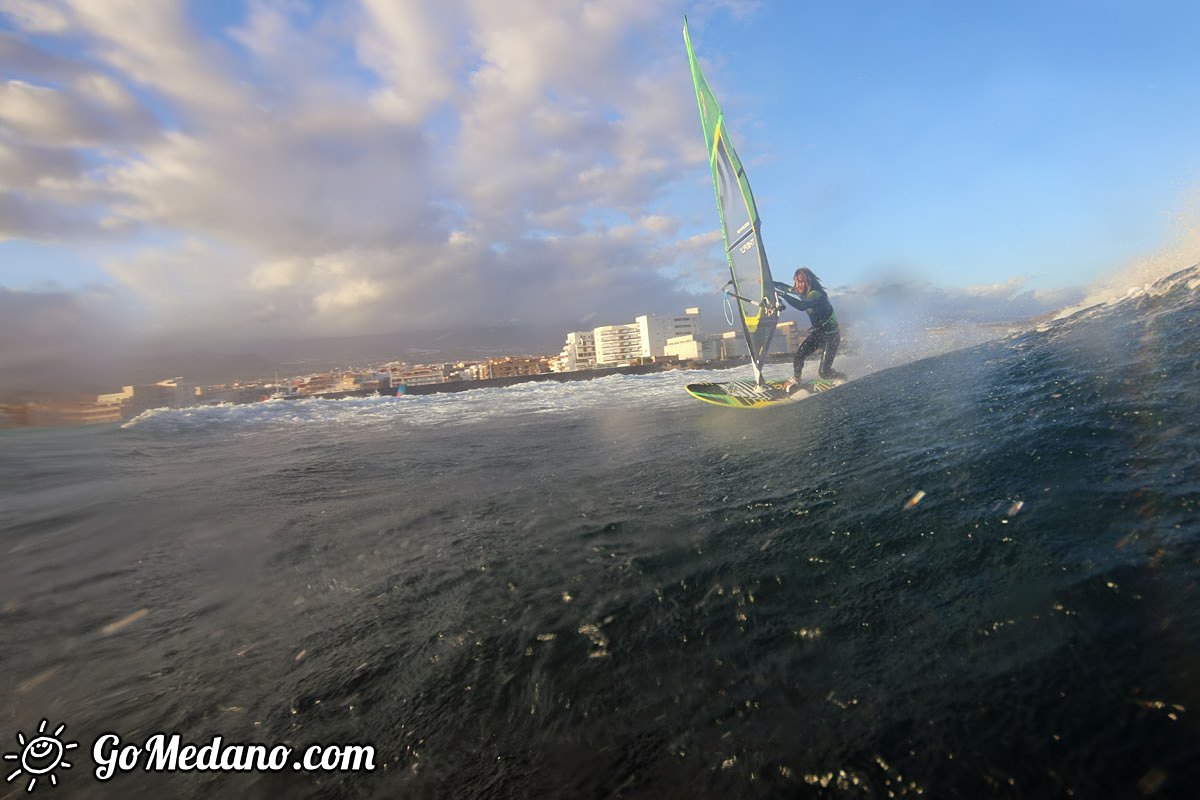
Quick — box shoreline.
[289,360,755,400]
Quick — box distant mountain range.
[1,324,566,404]
[254,323,564,368]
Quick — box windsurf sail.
[683,17,778,385]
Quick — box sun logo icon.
[4,720,79,793]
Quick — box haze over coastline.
[3,1,1200,398]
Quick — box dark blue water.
[2,267,1199,798]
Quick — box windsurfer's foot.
[781,376,800,394]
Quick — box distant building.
[395,364,448,386]
[665,334,718,362]
[95,389,134,419]
[635,309,703,358]
[773,320,802,353]
[712,330,748,359]
[564,308,705,368]
[201,386,269,405]
[97,379,198,418]
[300,374,334,394]
[679,319,802,361]
[559,330,597,371]
[65,400,124,425]
[452,362,490,381]
[486,357,550,379]
[593,322,643,365]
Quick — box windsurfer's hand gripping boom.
[724,281,787,315]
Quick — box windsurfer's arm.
[773,281,801,310]
[773,281,815,307]
[777,291,816,312]
[779,288,824,312]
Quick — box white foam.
[119,365,788,435]
[1055,191,1200,321]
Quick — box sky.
[3,0,1200,394]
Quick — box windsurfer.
[775,267,847,390]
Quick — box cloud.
[451,0,696,236]
[0,190,105,240]
[0,0,69,33]
[0,138,84,189]
[356,0,464,124]
[0,76,155,146]
[64,0,253,119]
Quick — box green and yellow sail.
[683,17,778,384]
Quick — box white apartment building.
[664,334,719,361]
[559,330,597,371]
[634,309,703,358]
[559,308,705,369]
[593,322,644,365]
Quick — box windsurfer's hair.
[793,267,824,290]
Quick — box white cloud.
[63,0,252,119]
[958,276,1031,299]
[0,191,105,241]
[0,0,70,33]
[0,78,154,146]
[313,277,382,313]
[249,257,304,291]
[357,0,463,124]
[639,214,679,235]
[0,137,83,189]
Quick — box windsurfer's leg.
[818,331,847,380]
[794,332,819,378]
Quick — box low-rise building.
[97,379,199,418]
[395,364,448,387]
[61,401,124,425]
[774,320,802,353]
[450,362,489,381]
[665,334,718,362]
[486,357,549,379]
[202,386,270,405]
[300,374,334,394]
[712,330,748,359]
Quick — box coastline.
[289,360,751,400]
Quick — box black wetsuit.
[773,281,847,381]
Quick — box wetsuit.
[773,281,847,381]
